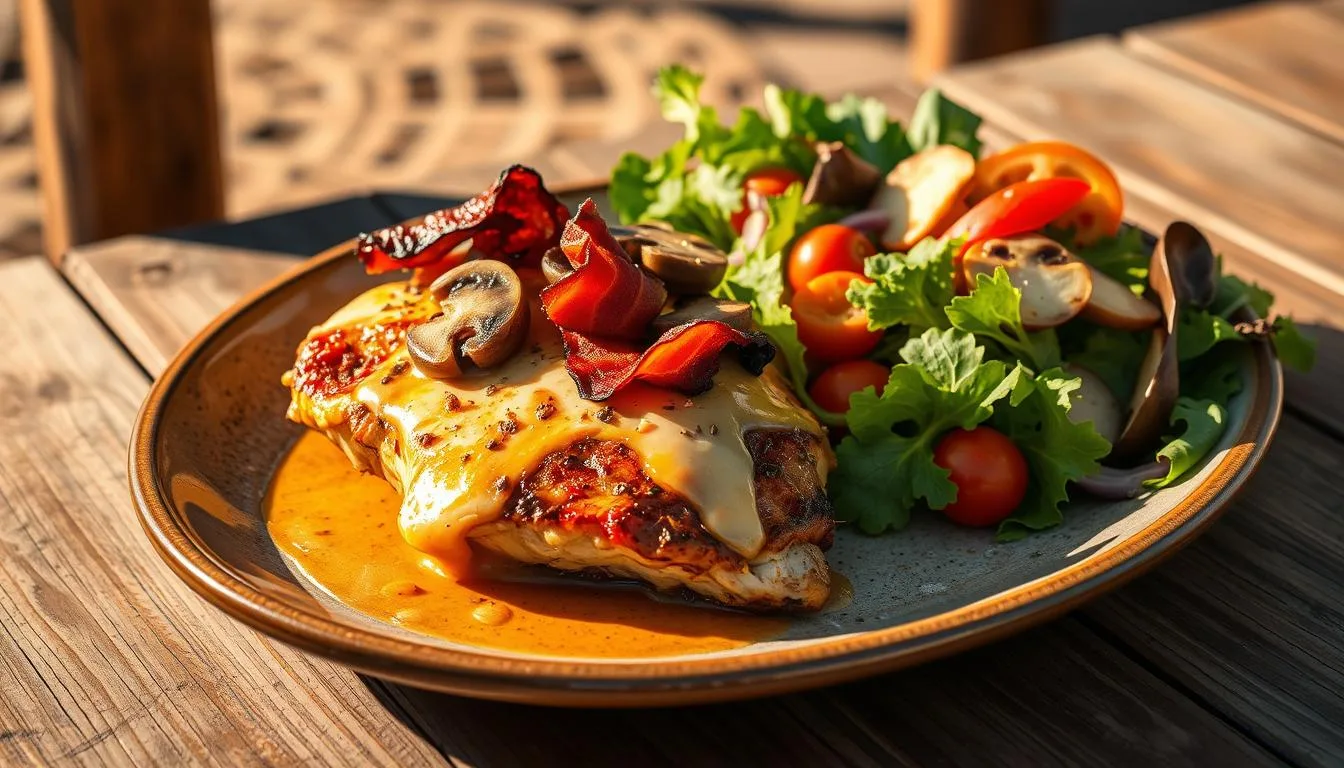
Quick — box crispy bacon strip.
[541,199,775,400]
[356,165,568,274]
[540,199,666,340]
[560,325,775,401]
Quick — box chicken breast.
[283,274,836,610]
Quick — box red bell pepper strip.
[539,199,666,341]
[541,199,774,400]
[356,165,568,273]
[946,177,1091,255]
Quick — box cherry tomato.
[791,272,882,363]
[730,167,804,233]
[932,427,1029,527]
[946,177,1091,255]
[970,141,1123,245]
[808,360,890,414]
[788,224,876,293]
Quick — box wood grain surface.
[934,38,1344,299]
[0,258,448,767]
[1125,2,1344,145]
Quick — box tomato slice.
[787,224,876,293]
[970,141,1124,245]
[792,272,881,363]
[808,360,890,414]
[946,177,1091,255]
[730,167,805,233]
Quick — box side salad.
[612,66,1315,540]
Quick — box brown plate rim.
[129,196,1283,707]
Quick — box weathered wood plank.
[61,196,397,375]
[1084,413,1344,766]
[935,38,1344,299]
[18,0,224,261]
[369,619,1278,767]
[1125,2,1344,146]
[0,258,447,767]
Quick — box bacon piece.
[356,165,568,274]
[560,324,775,401]
[540,199,666,340]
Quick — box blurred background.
[0,0,1258,260]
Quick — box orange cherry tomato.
[792,271,882,363]
[808,360,890,414]
[787,224,876,293]
[730,167,805,233]
[932,426,1029,527]
[969,141,1123,245]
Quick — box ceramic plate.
[130,193,1282,707]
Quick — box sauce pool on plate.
[264,432,790,658]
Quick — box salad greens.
[613,66,1316,541]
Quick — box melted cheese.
[300,274,828,572]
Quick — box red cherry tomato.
[932,427,1030,527]
[792,272,881,363]
[808,360,890,414]
[787,224,876,293]
[730,167,804,233]
[945,178,1091,255]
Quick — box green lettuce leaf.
[992,369,1112,540]
[846,237,959,332]
[1069,226,1149,293]
[1272,316,1316,372]
[1062,325,1147,400]
[906,87,983,157]
[946,268,1062,371]
[831,328,1022,533]
[1148,398,1228,488]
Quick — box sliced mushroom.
[540,246,572,285]
[649,297,754,337]
[1109,326,1180,462]
[1063,364,1123,444]
[803,142,882,207]
[407,260,529,378]
[1081,267,1162,330]
[963,235,1093,329]
[1074,461,1171,499]
[619,225,729,295]
[1153,221,1217,310]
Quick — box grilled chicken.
[283,273,836,611]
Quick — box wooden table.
[3,2,1343,765]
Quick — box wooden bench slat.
[0,258,447,767]
[935,38,1344,299]
[1125,2,1344,146]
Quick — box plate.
[130,192,1282,707]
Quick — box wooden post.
[19,0,224,263]
[912,0,1050,84]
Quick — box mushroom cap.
[407,260,530,378]
[1080,266,1162,330]
[649,296,755,337]
[962,235,1093,329]
[803,141,882,207]
[618,225,729,295]
[1154,221,1217,311]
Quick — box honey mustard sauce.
[265,432,787,657]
